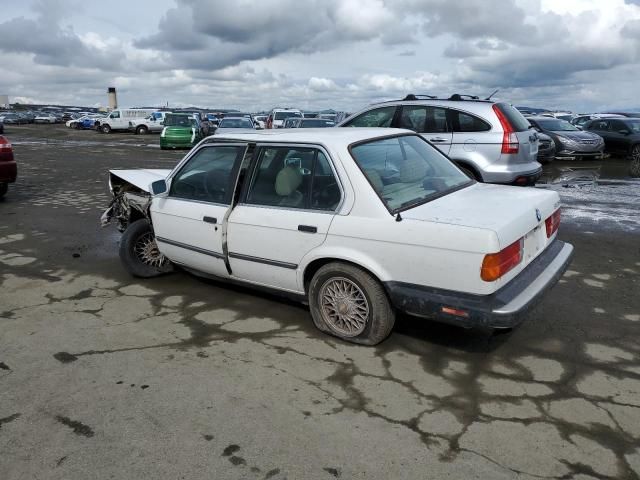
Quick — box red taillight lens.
[493,104,519,154]
[545,209,561,237]
[0,137,12,153]
[481,238,523,282]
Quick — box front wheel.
[308,263,395,345]
[119,219,173,278]
[0,183,7,199]
[101,124,112,134]
[136,126,148,135]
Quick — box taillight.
[545,209,561,237]
[493,104,519,154]
[0,137,12,153]
[481,238,523,282]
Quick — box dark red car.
[0,136,17,198]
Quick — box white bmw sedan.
[102,128,573,345]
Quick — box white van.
[95,109,157,133]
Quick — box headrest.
[365,169,384,191]
[275,166,303,196]
[399,157,427,182]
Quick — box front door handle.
[298,225,317,233]
[203,216,217,224]
[429,137,448,143]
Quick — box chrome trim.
[156,236,224,259]
[228,252,297,270]
[492,243,574,315]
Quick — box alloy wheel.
[319,277,370,337]
[133,232,168,268]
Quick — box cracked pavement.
[1,125,639,479]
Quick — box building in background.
[108,88,117,110]
[0,95,9,109]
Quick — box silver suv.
[338,94,541,185]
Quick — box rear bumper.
[385,240,574,329]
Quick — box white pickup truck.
[94,109,157,133]
[127,112,169,135]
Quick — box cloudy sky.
[2,0,640,112]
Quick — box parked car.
[95,109,157,133]
[266,108,303,129]
[160,113,202,150]
[584,117,640,161]
[128,112,168,134]
[214,117,256,134]
[102,129,573,345]
[0,136,17,198]
[253,115,267,129]
[338,94,541,185]
[67,114,102,129]
[34,114,58,124]
[527,116,605,161]
[1,113,28,125]
[0,119,4,134]
[285,118,336,128]
[571,114,624,130]
[536,132,556,164]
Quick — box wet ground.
[1,124,639,479]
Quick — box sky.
[1,0,640,113]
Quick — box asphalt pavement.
[1,124,639,479]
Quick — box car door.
[607,120,631,154]
[396,105,452,154]
[587,120,613,152]
[226,145,342,292]
[150,143,248,277]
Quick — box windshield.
[164,114,196,127]
[219,118,254,129]
[626,120,640,133]
[300,119,335,128]
[536,119,579,131]
[350,135,471,213]
[274,111,302,120]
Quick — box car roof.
[205,127,411,146]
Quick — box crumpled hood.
[109,169,171,192]
[401,183,560,246]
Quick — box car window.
[610,120,628,132]
[343,106,397,127]
[169,146,245,204]
[398,106,449,133]
[449,110,491,132]
[246,147,340,211]
[350,135,470,213]
[588,120,609,131]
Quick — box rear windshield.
[164,114,196,127]
[350,135,471,213]
[274,111,302,120]
[219,118,254,128]
[495,103,531,132]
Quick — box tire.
[136,126,148,135]
[630,157,640,178]
[629,144,640,163]
[308,262,395,345]
[101,124,112,134]
[0,183,7,199]
[119,219,173,278]
[458,164,479,181]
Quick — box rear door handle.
[203,216,217,224]
[298,225,317,233]
[429,137,448,143]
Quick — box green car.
[160,114,203,150]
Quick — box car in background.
[600,112,640,118]
[34,114,58,124]
[0,113,29,125]
[338,93,541,185]
[284,118,336,128]
[0,136,17,198]
[0,119,4,134]
[267,108,303,129]
[214,117,256,134]
[536,132,556,164]
[584,117,640,161]
[102,129,572,345]
[571,114,624,130]
[253,115,267,129]
[160,113,202,150]
[67,114,102,129]
[527,116,604,161]
[128,112,168,135]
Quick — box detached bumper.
[385,240,574,329]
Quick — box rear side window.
[494,103,531,132]
[448,110,491,132]
[398,106,448,133]
[343,106,397,127]
[587,120,608,131]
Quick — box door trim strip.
[156,236,225,259]
[228,252,298,270]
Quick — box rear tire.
[629,143,640,163]
[630,157,640,178]
[0,183,7,199]
[308,262,395,345]
[119,219,173,278]
[101,124,112,134]
[458,164,479,181]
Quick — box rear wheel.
[119,219,173,278]
[630,156,640,178]
[136,126,148,135]
[101,124,112,134]
[629,143,640,162]
[458,164,479,181]
[309,263,395,345]
[0,183,7,198]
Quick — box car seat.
[275,166,304,208]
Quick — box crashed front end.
[100,169,170,232]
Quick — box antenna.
[485,89,499,101]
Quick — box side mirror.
[150,179,168,196]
